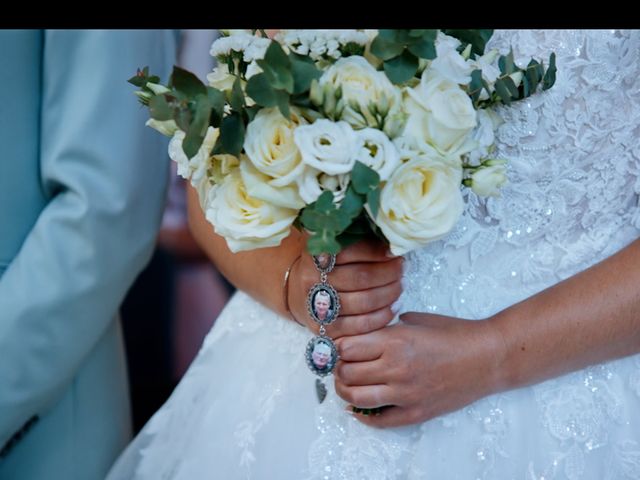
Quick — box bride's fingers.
[335,331,385,361]
[335,239,395,265]
[334,383,394,409]
[327,306,394,338]
[330,257,403,292]
[335,359,387,386]
[338,280,402,316]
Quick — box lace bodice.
[400,29,640,321]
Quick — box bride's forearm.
[186,185,303,317]
[491,237,640,392]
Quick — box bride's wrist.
[283,253,304,327]
[483,314,514,394]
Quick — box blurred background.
[119,30,234,433]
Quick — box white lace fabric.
[107,30,640,480]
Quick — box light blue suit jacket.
[0,30,176,479]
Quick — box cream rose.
[355,127,400,181]
[318,56,401,129]
[293,119,360,175]
[193,153,240,208]
[205,169,298,252]
[373,155,464,255]
[244,107,307,186]
[403,70,477,156]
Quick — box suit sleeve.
[0,30,177,447]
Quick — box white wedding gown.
[108,30,640,480]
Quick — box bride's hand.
[288,239,404,338]
[333,312,505,427]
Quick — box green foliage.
[370,29,437,85]
[300,165,382,255]
[247,42,322,119]
[219,112,245,157]
[351,161,381,195]
[442,29,493,57]
[473,50,558,108]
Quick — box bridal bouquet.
[130,29,556,256]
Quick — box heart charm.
[315,378,328,403]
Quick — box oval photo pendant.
[312,253,336,274]
[305,335,339,376]
[307,283,340,326]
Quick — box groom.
[0,30,176,479]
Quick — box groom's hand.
[333,312,505,428]
[289,239,403,338]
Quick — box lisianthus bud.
[471,162,507,196]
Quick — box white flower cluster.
[209,32,270,63]
[275,29,369,62]
[156,30,516,254]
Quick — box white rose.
[168,126,219,181]
[294,119,361,176]
[318,56,401,129]
[403,70,477,155]
[205,169,298,252]
[240,160,305,209]
[244,107,307,186]
[297,167,349,204]
[471,162,507,197]
[373,155,464,255]
[355,128,400,181]
[193,153,240,207]
[431,32,473,85]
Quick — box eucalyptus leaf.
[148,94,172,121]
[182,94,212,157]
[494,78,512,105]
[370,35,405,61]
[258,41,294,93]
[442,29,493,57]
[543,53,557,90]
[526,59,542,92]
[498,50,516,75]
[229,78,245,112]
[290,52,322,94]
[220,112,245,156]
[383,50,419,84]
[502,75,519,98]
[351,161,381,195]
[207,86,225,127]
[246,73,278,107]
[468,69,484,105]
[175,108,192,132]
[407,36,436,60]
[307,233,341,255]
[339,187,364,221]
[170,66,207,97]
[275,89,291,119]
[367,187,381,219]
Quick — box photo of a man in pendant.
[312,289,334,324]
[306,337,337,375]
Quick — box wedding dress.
[108,30,640,480]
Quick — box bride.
[108,30,640,479]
